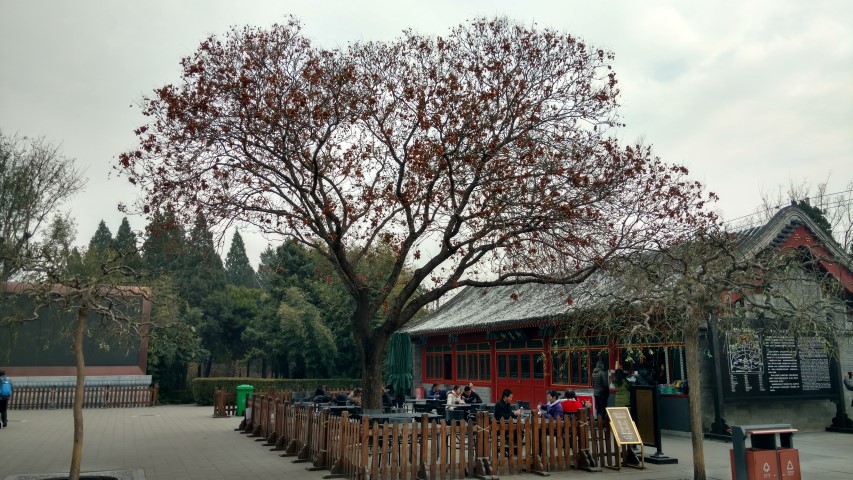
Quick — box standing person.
[844,371,853,407]
[656,364,668,385]
[592,359,610,419]
[462,385,482,404]
[494,388,520,421]
[0,370,11,428]
[634,362,657,386]
[538,390,564,420]
[614,369,630,408]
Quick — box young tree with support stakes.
[119,18,717,408]
[1,246,152,480]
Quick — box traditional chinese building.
[403,205,853,432]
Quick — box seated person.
[426,383,443,400]
[446,385,466,409]
[538,390,563,420]
[347,388,362,406]
[461,385,482,404]
[494,389,520,421]
[559,389,582,416]
[313,386,330,403]
[382,385,393,406]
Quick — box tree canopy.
[120,17,717,406]
[0,130,86,280]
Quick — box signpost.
[605,407,644,470]
[631,385,678,464]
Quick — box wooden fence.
[9,384,159,409]
[213,387,237,417]
[213,387,295,418]
[232,393,640,479]
[213,387,351,418]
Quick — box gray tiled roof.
[402,273,622,335]
[402,205,850,336]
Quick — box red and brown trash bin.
[729,424,800,480]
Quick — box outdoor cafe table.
[326,405,361,417]
[367,412,442,424]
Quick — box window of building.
[424,345,452,380]
[492,339,546,382]
[456,343,490,381]
[618,334,685,384]
[551,336,609,387]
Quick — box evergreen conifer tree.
[225,230,256,287]
[181,212,226,307]
[142,211,186,276]
[113,217,143,272]
[87,220,113,255]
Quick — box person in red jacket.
[560,389,582,416]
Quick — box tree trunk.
[204,356,213,377]
[684,327,707,480]
[69,304,88,480]
[358,333,390,409]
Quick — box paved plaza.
[1,405,851,479]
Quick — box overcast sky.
[2,0,851,266]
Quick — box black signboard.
[0,295,143,367]
[721,330,837,400]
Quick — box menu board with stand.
[605,407,645,470]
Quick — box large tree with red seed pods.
[118,17,718,408]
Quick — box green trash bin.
[236,384,254,416]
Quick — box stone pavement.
[1,405,851,479]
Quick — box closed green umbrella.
[387,332,413,400]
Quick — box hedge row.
[191,377,360,405]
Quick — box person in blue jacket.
[538,390,564,420]
[426,383,443,400]
[0,370,12,428]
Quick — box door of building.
[494,350,546,406]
